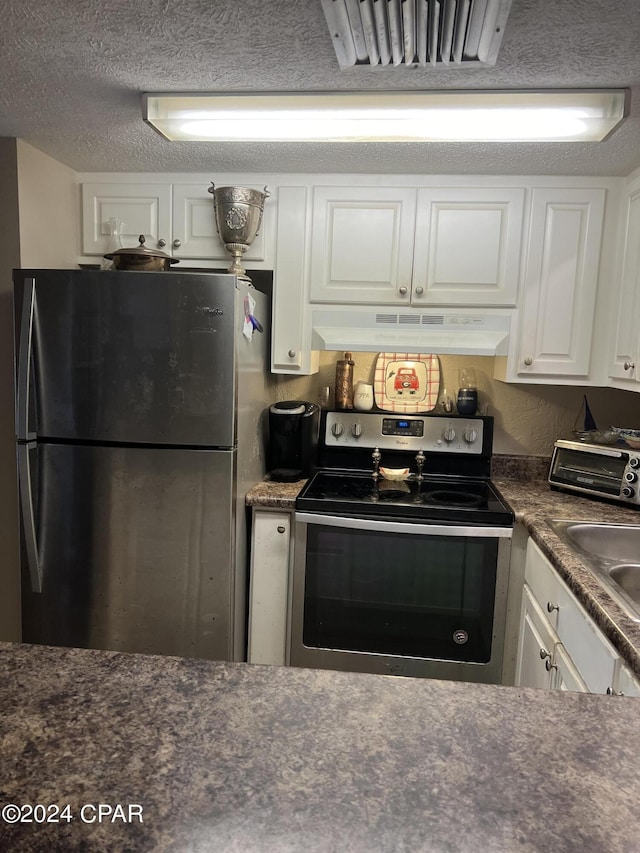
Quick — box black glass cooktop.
[296,471,514,526]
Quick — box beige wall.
[17,141,77,267]
[0,139,22,640]
[272,352,640,456]
[0,141,77,642]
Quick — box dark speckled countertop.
[0,642,639,853]
[246,459,640,676]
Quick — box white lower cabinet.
[612,664,640,697]
[516,539,622,694]
[247,509,293,666]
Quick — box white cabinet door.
[522,539,620,694]
[555,581,620,694]
[517,188,606,378]
[82,182,172,255]
[552,643,588,693]
[247,510,292,666]
[609,176,640,386]
[412,187,525,306]
[172,183,267,262]
[309,186,417,304]
[612,664,640,697]
[515,585,556,690]
[271,186,318,374]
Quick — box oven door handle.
[295,512,513,538]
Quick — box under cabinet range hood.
[311,307,512,355]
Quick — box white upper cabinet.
[609,174,640,387]
[271,186,318,374]
[309,186,417,304]
[308,185,524,307]
[498,187,606,382]
[171,183,266,262]
[82,182,171,256]
[412,187,525,306]
[81,179,270,268]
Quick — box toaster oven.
[549,439,640,507]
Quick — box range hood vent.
[312,307,512,355]
[320,0,513,68]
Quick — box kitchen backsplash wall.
[272,352,640,456]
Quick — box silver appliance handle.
[17,277,36,441]
[295,512,513,539]
[17,442,42,593]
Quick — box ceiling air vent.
[320,0,513,68]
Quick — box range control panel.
[324,412,485,454]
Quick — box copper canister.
[334,352,354,410]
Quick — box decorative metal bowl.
[610,427,640,449]
[379,467,410,481]
[572,429,619,445]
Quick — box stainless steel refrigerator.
[14,268,271,661]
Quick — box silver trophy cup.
[208,184,269,281]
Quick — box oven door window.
[302,524,498,663]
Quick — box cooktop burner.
[296,471,513,526]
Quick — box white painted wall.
[17,141,78,267]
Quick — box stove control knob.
[622,485,635,499]
[442,426,457,443]
[330,422,344,438]
[351,423,363,438]
[625,471,637,483]
[463,428,478,444]
[630,456,640,469]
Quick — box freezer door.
[19,443,237,660]
[14,270,239,446]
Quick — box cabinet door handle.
[288,349,297,358]
[158,238,167,248]
[606,687,624,696]
[547,601,559,613]
[173,239,182,249]
[545,659,557,673]
[414,286,424,295]
[398,286,408,296]
[524,357,533,366]
[539,647,551,661]
[624,361,635,371]
[277,526,286,534]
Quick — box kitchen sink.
[549,520,640,623]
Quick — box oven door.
[291,513,512,683]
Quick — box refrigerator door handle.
[17,277,36,441]
[17,442,42,593]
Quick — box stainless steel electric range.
[291,410,514,683]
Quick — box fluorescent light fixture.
[143,90,629,143]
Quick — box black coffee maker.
[268,401,320,482]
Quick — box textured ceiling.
[0,0,639,176]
